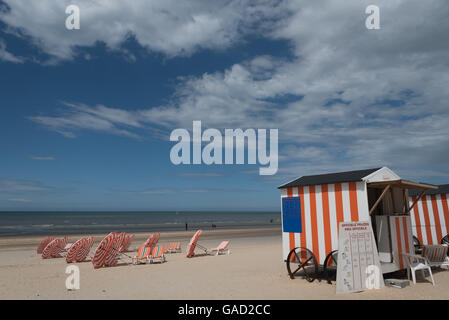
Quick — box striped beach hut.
[279,167,437,278]
[409,185,449,246]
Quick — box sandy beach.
[0,228,448,300]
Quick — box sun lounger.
[147,246,166,264]
[166,242,182,253]
[206,241,231,256]
[132,246,152,265]
[422,244,449,269]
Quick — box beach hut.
[409,184,449,246]
[278,167,437,281]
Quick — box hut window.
[282,197,302,233]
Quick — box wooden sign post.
[336,221,384,294]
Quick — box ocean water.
[0,211,281,237]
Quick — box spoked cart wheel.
[441,235,449,255]
[322,250,338,284]
[413,236,422,254]
[286,247,318,282]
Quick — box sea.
[0,211,281,237]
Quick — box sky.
[1,0,449,211]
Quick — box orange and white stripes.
[410,193,449,245]
[281,181,369,264]
[389,216,414,270]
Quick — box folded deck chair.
[186,230,203,258]
[120,234,135,253]
[147,246,166,264]
[42,236,68,259]
[37,236,55,254]
[132,246,152,265]
[206,241,231,256]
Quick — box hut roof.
[278,168,381,189]
[409,184,449,196]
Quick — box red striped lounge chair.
[37,236,55,254]
[206,241,231,256]
[42,236,68,259]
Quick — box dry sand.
[0,228,448,300]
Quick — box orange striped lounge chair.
[147,246,166,264]
[132,246,152,265]
[166,242,182,253]
[206,241,231,256]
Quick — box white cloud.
[0,0,284,62]
[19,1,449,182]
[8,198,32,203]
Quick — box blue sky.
[1,1,449,211]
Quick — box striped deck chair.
[206,241,231,256]
[120,234,135,253]
[167,242,181,253]
[147,246,166,264]
[132,246,152,265]
[37,236,55,254]
[42,236,68,259]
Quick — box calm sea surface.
[0,211,281,237]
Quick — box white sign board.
[336,221,384,294]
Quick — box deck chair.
[42,236,68,259]
[132,246,152,265]
[120,234,135,253]
[166,242,182,253]
[422,245,449,269]
[37,236,55,254]
[186,230,203,258]
[402,252,435,285]
[206,241,231,256]
[172,242,181,253]
[147,246,166,264]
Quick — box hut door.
[375,216,393,263]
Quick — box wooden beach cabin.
[279,167,437,279]
[409,184,449,246]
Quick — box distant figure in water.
[270,219,273,223]
[212,224,217,229]
[185,223,188,231]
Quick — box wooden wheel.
[441,235,449,255]
[286,247,318,282]
[322,250,338,284]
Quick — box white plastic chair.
[402,253,435,286]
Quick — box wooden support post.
[405,189,427,214]
[369,184,391,215]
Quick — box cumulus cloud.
[17,0,449,182]
[0,0,285,62]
